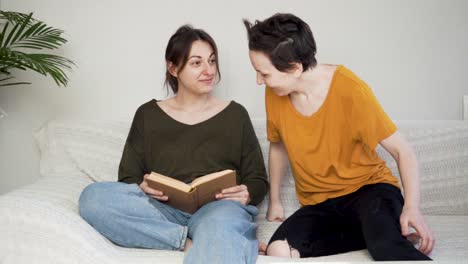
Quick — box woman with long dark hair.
[79,25,268,264]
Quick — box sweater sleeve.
[118,107,147,184]
[238,107,269,206]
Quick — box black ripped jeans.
[268,183,432,261]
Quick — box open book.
[146,169,237,214]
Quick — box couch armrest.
[0,173,112,263]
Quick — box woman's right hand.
[267,201,285,222]
[139,174,169,201]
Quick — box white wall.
[1,0,467,194]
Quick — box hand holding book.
[215,184,251,205]
[140,173,250,206]
[140,174,169,202]
[142,169,238,214]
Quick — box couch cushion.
[35,120,130,182]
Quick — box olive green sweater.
[118,99,268,206]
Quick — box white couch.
[1,119,467,264]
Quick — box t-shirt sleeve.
[118,107,147,184]
[351,83,397,149]
[265,87,281,143]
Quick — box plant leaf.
[0,11,75,87]
[0,81,31,87]
[10,13,33,46]
[2,19,21,47]
[8,52,75,86]
[0,76,14,82]
[0,11,35,25]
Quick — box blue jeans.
[79,182,259,264]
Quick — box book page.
[193,170,237,208]
[148,172,193,193]
[190,169,235,188]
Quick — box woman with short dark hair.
[244,13,434,261]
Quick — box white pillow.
[34,121,81,178]
[35,120,131,182]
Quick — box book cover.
[146,169,237,214]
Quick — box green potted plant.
[0,11,75,87]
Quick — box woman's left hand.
[400,206,435,255]
[215,184,250,205]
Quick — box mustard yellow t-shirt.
[266,65,399,206]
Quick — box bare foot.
[183,238,192,252]
[258,241,267,255]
